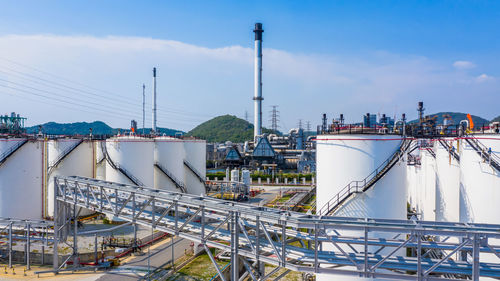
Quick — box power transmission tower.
[306,121,311,132]
[269,105,280,133]
[244,110,249,122]
[298,119,303,130]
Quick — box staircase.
[154,163,187,193]
[102,143,145,187]
[47,139,84,174]
[0,139,28,166]
[465,136,500,172]
[317,138,412,216]
[183,160,208,192]
[438,139,460,162]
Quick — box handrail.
[183,160,206,184]
[48,139,84,173]
[317,138,412,216]
[102,142,145,186]
[465,136,500,172]
[0,139,28,166]
[154,162,187,193]
[438,139,460,162]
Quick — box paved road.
[95,237,191,281]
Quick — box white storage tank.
[242,169,251,186]
[459,134,500,224]
[105,136,154,187]
[46,138,94,217]
[316,134,407,281]
[435,138,460,222]
[154,137,186,193]
[0,138,43,219]
[231,169,239,183]
[419,145,437,221]
[183,139,206,195]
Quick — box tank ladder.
[183,159,208,191]
[0,139,28,166]
[102,143,145,187]
[465,136,500,172]
[47,139,84,174]
[154,162,187,193]
[317,138,413,216]
[438,139,460,162]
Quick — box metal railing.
[465,136,500,172]
[0,139,28,166]
[53,176,500,281]
[154,162,187,193]
[102,142,145,186]
[183,160,207,189]
[438,139,460,162]
[48,139,84,173]
[317,138,412,216]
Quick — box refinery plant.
[0,22,499,281]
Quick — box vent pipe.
[152,67,157,135]
[253,23,264,140]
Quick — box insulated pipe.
[253,23,264,140]
[152,68,157,135]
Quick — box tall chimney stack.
[152,67,157,135]
[253,23,264,140]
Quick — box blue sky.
[0,1,498,131]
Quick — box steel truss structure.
[54,176,500,281]
[0,218,53,269]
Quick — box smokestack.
[152,67,157,135]
[253,23,264,140]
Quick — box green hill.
[186,115,276,143]
[492,116,500,123]
[26,121,183,136]
[409,112,489,126]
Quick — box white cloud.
[475,73,494,83]
[0,34,497,130]
[453,60,476,70]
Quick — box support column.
[26,223,31,270]
[53,178,59,271]
[231,211,239,280]
[8,222,12,268]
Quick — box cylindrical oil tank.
[419,146,437,221]
[46,138,94,217]
[154,137,186,192]
[0,138,43,219]
[183,139,206,195]
[459,134,500,271]
[231,169,239,183]
[316,134,407,281]
[242,169,251,186]
[435,138,460,222]
[94,140,106,180]
[105,136,154,187]
[406,148,422,215]
[459,134,500,224]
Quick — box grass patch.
[171,249,229,281]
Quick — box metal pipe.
[253,23,264,140]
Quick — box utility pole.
[142,84,145,135]
[269,105,280,133]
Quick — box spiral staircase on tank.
[101,142,145,187]
[47,139,84,174]
[154,162,187,193]
[0,139,28,166]
[316,138,413,216]
[465,136,500,172]
[438,139,460,162]
[183,159,208,192]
